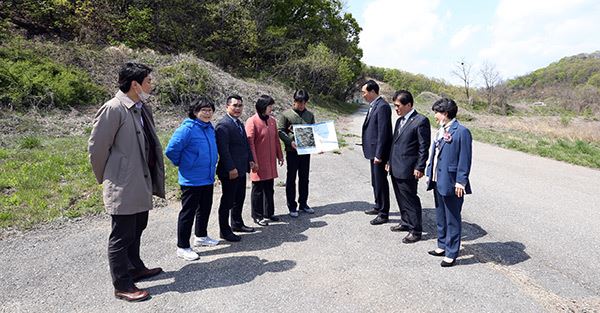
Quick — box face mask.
[136,83,151,102]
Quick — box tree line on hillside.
[0,0,362,106]
[364,52,600,116]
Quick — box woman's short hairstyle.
[188,97,215,119]
[431,98,458,119]
[293,89,310,103]
[255,94,275,115]
[118,62,152,93]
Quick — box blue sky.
[343,0,600,86]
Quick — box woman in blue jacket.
[165,97,219,261]
[425,98,473,267]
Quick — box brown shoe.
[131,267,163,282]
[114,286,150,302]
[402,232,422,244]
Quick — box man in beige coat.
[88,62,165,302]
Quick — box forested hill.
[505,51,600,113]
[0,0,362,110]
[508,52,600,90]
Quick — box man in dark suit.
[215,95,257,242]
[387,90,431,243]
[361,80,392,225]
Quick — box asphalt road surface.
[1,106,599,312]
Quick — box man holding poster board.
[277,90,316,217]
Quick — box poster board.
[293,121,339,155]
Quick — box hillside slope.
[507,51,600,113]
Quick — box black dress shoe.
[364,208,379,215]
[268,215,280,222]
[369,216,389,225]
[253,218,269,226]
[299,205,315,214]
[441,259,456,267]
[428,250,445,257]
[232,225,255,233]
[131,267,163,282]
[390,224,409,232]
[402,233,421,244]
[220,232,241,242]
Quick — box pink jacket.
[245,114,283,181]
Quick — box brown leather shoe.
[131,267,163,282]
[402,232,422,244]
[114,286,150,302]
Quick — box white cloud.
[450,25,481,49]
[478,0,600,79]
[359,0,443,73]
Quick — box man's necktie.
[235,119,244,135]
[399,116,406,128]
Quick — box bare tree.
[451,59,473,103]
[479,61,501,111]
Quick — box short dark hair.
[293,89,310,103]
[118,62,152,93]
[364,79,379,94]
[432,98,458,119]
[188,97,215,119]
[392,90,413,106]
[255,94,275,115]
[226,94,243,105]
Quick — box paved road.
[1,106,599,312]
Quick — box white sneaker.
[176,248,199,261]
[289,211,299,218]
[194,236,219,247]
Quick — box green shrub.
[119,7,154,48]
[156,61,209,106]
[19,136,42,149]
[0,44,106,109]
[280,43,355,98]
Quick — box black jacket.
[215,115,254,179]
[389,110,431,179]
[361,96,392,162]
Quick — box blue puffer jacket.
[165,118,218,186]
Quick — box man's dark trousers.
[218,175,247,233]
[286,150,310,211]
[391,176,422,234]
[371,160,390,216]
[108,211,148,290]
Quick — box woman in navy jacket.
[165,97,219,261]
[425,98,472,267]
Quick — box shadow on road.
[422,208,488,242]
[142,201,371,296]
[422,207,528,266]
[199,200,372,257]
[460,241,530,266]
[145,256,296,295]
